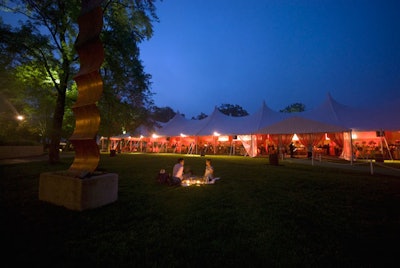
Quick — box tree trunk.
[48,90,66,164]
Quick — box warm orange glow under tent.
[103,93,400,160]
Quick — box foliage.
[151,106,176,123]
[100,0,158,137]
[0,0,159,162]
[0,39,45,143]
[218,103,249,117]
[192,112,208,120]
[280,102,306,113]
[15,63,58,143]
[1,154,400,266]
[0,0,82,162]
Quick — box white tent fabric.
[157,102,293,137]
[156,113,194,137]
[301,93,400,131]
[258,116,350,134]
[355,98,400,131]
[153,94,399,138]
[195,107,249,136]
[237,135,258,157]
[301,93,364,129]
[248,101,290,133]
[110,93,399,159]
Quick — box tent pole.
[250,134,253,157]
[382,136,393,160]
[350,130,353,165]
[311,143,314,166]
[195,136,198,155]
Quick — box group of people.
[170,157,219,185]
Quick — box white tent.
[301,93,363,129]
[108,93,400,159]
[156,113,195,137]
[195,107,249,136]
[302,93,400,131]
[248,101,290,133]
[258,116,350,135]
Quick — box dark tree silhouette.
[280,102,306,113]
[218,103,249,117]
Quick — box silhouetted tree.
[192,112,208,120]
[280,102,306,113]
[151,106,176,123]
[218,104,248,117]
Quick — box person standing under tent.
[289,142,296,158]
[307,144,313,159]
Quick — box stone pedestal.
[39,171,118,211]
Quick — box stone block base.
[39,171,118,211]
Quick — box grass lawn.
[1,153,400,267]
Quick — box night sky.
[139,0,400,118]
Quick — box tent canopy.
[258,116,351,135]
[124,93,400,138]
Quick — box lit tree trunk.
[48,90,66,164]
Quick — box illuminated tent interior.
[105,94,400,160]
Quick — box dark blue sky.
[140,0,400,118]
[1,1,399,119]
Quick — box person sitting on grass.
[204,159,220,184]
[171,157,184,185]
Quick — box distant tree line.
[155,102,306,123]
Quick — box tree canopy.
[280,102,306,113]
[0,0,159,162]
[218,103,249,117]
[192,112,208,120]
[151,106,176,123]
